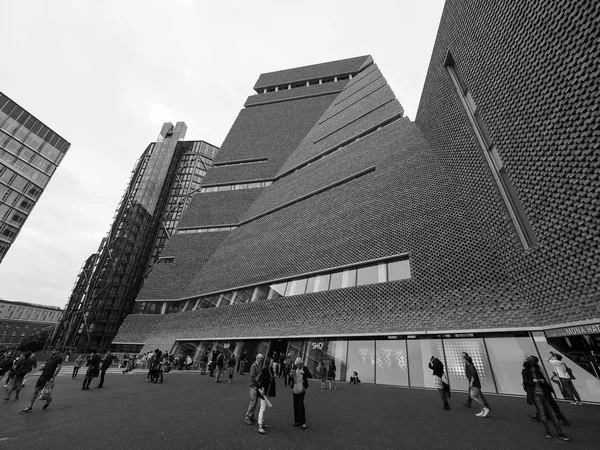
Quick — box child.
[350,371,360,384]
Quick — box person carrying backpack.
[3,351,32,401]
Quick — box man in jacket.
[96,350,114,388]
[245,353,264,425]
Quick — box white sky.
[0,0,446,308]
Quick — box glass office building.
[0,92,70,263]
[52,123,218,351]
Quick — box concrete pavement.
[0,370,598,449]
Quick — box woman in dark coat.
[82,350,101,390]
[522,356,569,441]
[428,356,450,409]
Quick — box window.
[388,260,411,281]
[445,52,537,249]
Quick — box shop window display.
[347,340,375,384]
[533,333,600,404]
[442,338,496,393]
[407,338,444,388]
[375,339,408,386]
[485,335,538,395]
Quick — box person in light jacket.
[288,357,313,430]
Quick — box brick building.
[113,1,599,402]
[0,299,62,348]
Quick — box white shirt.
[549,357,569,378]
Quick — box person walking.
[245,353,264,425]
[288,357,312,430]
[318,362,327,389]
[96,350,114,388]
[548,352,582,405]
[464,356,489,417]
[20,347,63,413]
[227,353,236,383]
[428,356,450,410]
[4,351,33,401]
[527,355,570,426]
[72,354,84,378]
[21,353,37,388]
[327,360,337,390]
[82,350,101,390]
[0,350,14,385]
[522,356,570,441]
[238,350,247,375]
[200,351,209,375]
[209,348,219,377]
[257,358,273,435]
[461,352,491,410]
[215,351,225,383]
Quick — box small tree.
[18,327,54,352]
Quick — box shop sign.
[545,323,600,338]
[311,341,324,350]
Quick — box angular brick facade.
[114,4,598,366]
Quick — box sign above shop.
[545,323,600,338]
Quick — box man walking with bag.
[20,347,62,414]
[245,353,264,425]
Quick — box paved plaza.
[0,368,598,449]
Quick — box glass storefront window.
[347,340,375,384]
[485,335,538,395]
[442,338,496,393]
[305,338,348,381]
[407,338,444,388]
[534,333,600,404]
[376,339,409,386]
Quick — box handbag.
[39,382,54,401]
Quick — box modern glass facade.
[0,92,70,263]
[171,332,600,403]
[52,123,218,352]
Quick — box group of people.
[244,353,313,435]
[429,351,579,441]
[0,347,63,414]
[317,360,337,390]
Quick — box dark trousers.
[532,393,563,435]
[72,366,80,378]
[98,370,107,387]
[293,392,306,425]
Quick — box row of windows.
[0,167,43,199]
[0,204,26,227]
[213,158,267,168]
[1,184,34,212]
[176,226,237,234]
[259,73,355,94]
[137,257,411,315]
[199,180,272,193]
[0,117,64,164]
[0,93,69,159]
[1,130,56,173]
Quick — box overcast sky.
[0,0,446,308]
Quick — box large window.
[442,338,496,393]
[347,340,375,384]
[485,335,538,395]
[445,52,537,250]
[407,338,444,388]
[376,339,409,386]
